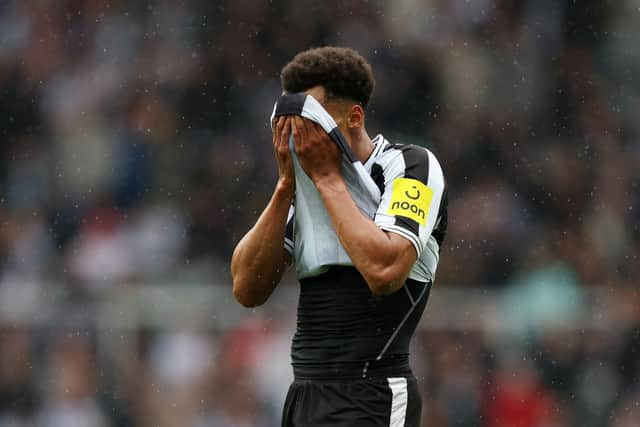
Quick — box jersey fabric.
[282,266,428,427]
[285,135,448,283]
[291,266,430,374]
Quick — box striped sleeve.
[284,203,295,255]
[374,145,446,258]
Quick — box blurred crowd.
[0,0,639,426]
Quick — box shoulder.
[379,142,431,163]
[378,142,438,182]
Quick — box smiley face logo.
[405,186,420,200]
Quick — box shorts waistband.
[293,356,412,381]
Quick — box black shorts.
[281,376,422,427]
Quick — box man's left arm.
[314,175,416,295]
[291,117,436,295]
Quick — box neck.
[349,128,375,164]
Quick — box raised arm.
[290,117,417,296]
[313,177,416,295]
[231,117,294,307]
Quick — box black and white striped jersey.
[285,134,448,283]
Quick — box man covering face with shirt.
[231,46,448,427]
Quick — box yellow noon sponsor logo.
[387,178,433,225]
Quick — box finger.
[306,118,327,146]
[280,117,292,149]
[274,116,283,131]
[307,120,324,141]
[273,116,284,146]
[291,117,300,146]
[301,116,315,136]
[293,116,307,144]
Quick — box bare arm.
[231,117,295,307]
[231,182,293,307]
[315,177,416,295]
[291,117,416,296]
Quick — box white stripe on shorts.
[387,377,408,427]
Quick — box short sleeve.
[284,203,295,255]
[374,146,446,257]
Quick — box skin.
[231,85,417,307]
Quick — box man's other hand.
[292,116,342,184]
[273,116,295,189]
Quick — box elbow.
[363,265,403,297]
[230,256,265,308]
[232,277,266,308]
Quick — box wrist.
[275,178,295,197]
[313,173,347,195]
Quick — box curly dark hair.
[280,47,375,107]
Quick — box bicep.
[384,231,418,283]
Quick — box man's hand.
[273,116,295,189]
[291,116,342,184]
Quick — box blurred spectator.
[37,336,107,427]
[483,355,556,427]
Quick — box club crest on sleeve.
[387,178,433,224]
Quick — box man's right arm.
[231,116,295,307]
[231,181,293,307]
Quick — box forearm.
[231,181,294,306]
[314,176,410,294]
